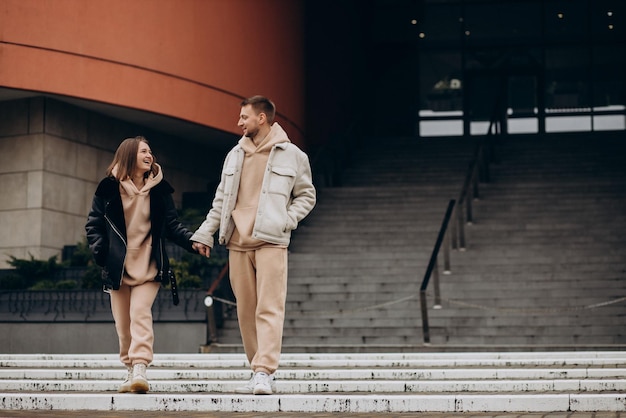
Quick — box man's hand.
[192,241,211,258]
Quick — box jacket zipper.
[158,239,164,281]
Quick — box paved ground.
[0,412,623,418]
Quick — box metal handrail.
[453,134,493,249]
[418,97,503,344]
[419,199,456,344]
[452,102,502,250]
[418,135,495,344]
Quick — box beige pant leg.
[110,280,160,366]
[252,247,288,374]
[110,284,132,366]
[229,247,288,374]
[228,250,258,367]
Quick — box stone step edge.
[3,358,624,368]
[226,344,626,353]
[2,350,624,360]
[0,392,623,413]
[2,378,625,393]
[3,368,623,380]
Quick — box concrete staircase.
[215,137,478,348]
[1,351,625,413]
[431,134,626,346]
[214,133,626,350]
[2,134,625,414]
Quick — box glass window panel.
[591,0,625,42]
[594,114,626,131]
[419,51,463,112]
[367,2,417,43]
[546,116,592,132]
[464,1,542,45]
[420,119,463,137]
[545,47,590,110]
[592,46,625,108]
[466,72,500,121]
[419,3,463,43]
[509,76,537,114]
[509,118,539,134]
[412,0,625,135]
[544,0,588,43]
[470,121,491,136]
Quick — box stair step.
[204,135,626,351]
[3,378,625,393]
[1,352,625,413]
[4,392,623,413]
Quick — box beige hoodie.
[118,163,163,286]
[228,125,290,250]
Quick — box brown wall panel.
[0,0,305,144]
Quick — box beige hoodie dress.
[118,165,163,286]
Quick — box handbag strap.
[169,270,179,306]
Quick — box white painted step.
[2,378,626,393]
[1,392,624,413]
[1,352,625,413]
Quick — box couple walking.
[85,95,316,395]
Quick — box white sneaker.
[130,363,149,394]
[234,375,255,394]
[235,372,276,394]
[253,372,273,395]
[118,366,133,393]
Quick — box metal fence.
[0,289,208,323]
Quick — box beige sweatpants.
[228,247,288,375]
[110,280,161,366]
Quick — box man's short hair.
[241,95,276,124]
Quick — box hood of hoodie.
[239,122,290,154]
[115,163,164,197]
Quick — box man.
[191,95,316,395]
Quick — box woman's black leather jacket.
[85,177,194,291]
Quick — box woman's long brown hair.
[105,136,158,181]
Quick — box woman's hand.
[192,241,211,258]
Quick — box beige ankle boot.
[130,363,149,393]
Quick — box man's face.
[238,104,262,139]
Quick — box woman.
[85,136,195,394]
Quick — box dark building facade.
[1,0,624,268]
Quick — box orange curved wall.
[0,0,305,144]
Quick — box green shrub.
[0,273,24,290]
[3,254,63,290]
[177,274,203,289]
[55,279,79,290]
[81,264,102,290]
[169,258,204,289]
[69,239,94,267]
[28,280,57,290]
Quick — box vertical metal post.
[450,205,458,250]
[466,179,474,225]
[419,290,430,344]
[457,201,466,250]
[206,304,218,346]
[443,228,451,274]
[432,262,441,309]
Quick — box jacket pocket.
[223,167,237,195]
[268,166,296,197]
